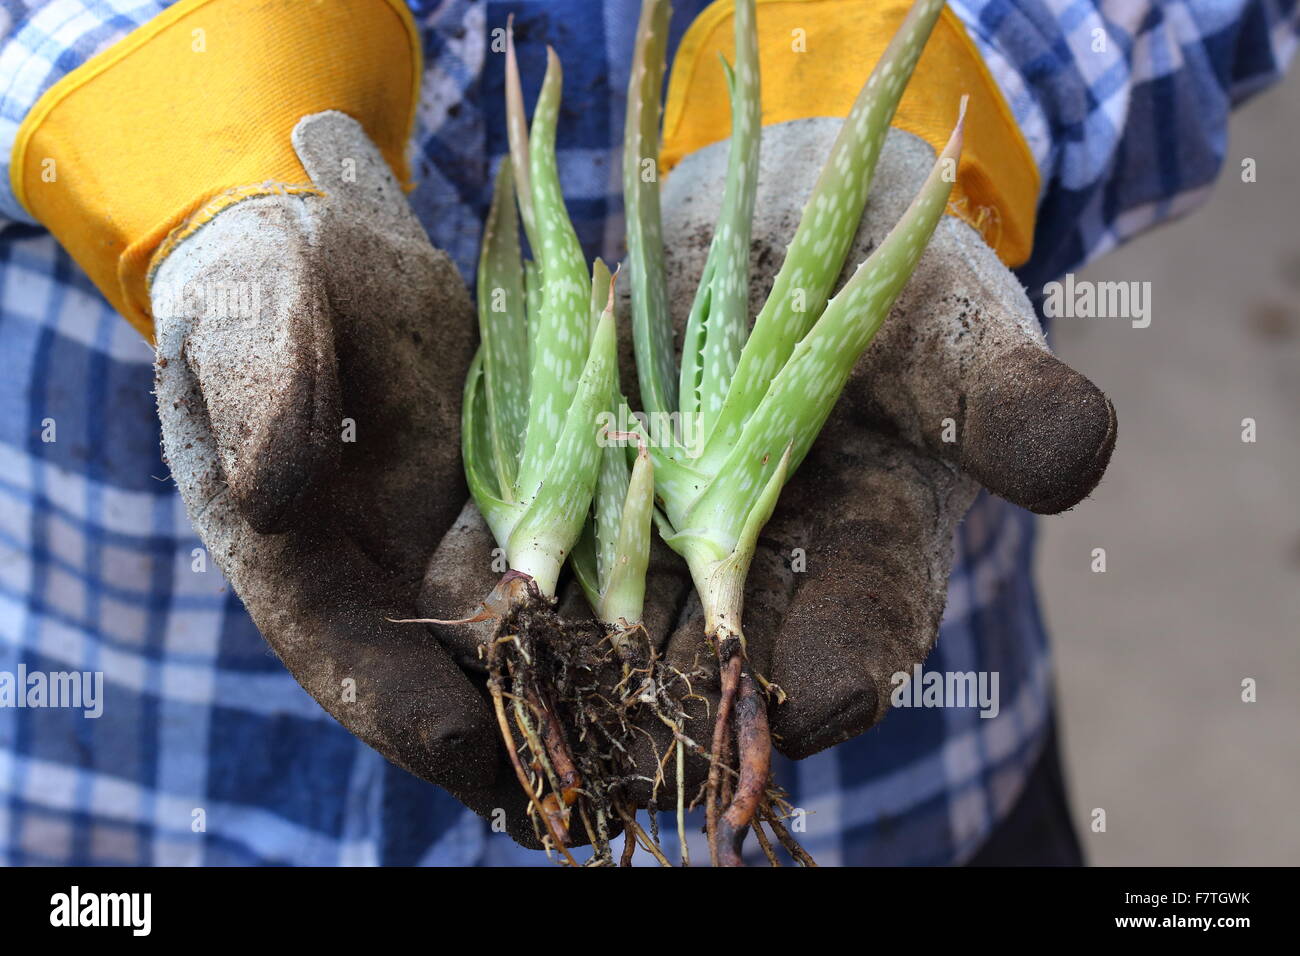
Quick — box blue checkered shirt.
[0,0,1294,865]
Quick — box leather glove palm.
[153,112,532,835]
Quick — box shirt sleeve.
[949,0,1300,288]
[0,0,177,225]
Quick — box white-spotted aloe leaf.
[507,303,619,597]
[515,48,593,502]
[569,443,653,632]
[475,161,529,499]
[696,0,947,476]
[598,444,654,628]
[623,0,676,417]
[678,0,759,434]
[462,349,522,545]
[685,104,966,547]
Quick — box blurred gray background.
[1037,68,1300,865]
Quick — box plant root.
[705,648,741,866]
[475,573,698,865]
[702,634,812,867]
[486,637,578,866]
[761,803,818,867]
[426,571,813,867]
[715,662,771,866]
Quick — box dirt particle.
[1246,301,1296,341]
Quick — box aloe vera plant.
[465,66,614,605]
[432,23,670,864]
[442,0,962,867]
[457,47,623,860]
[621,0,962,865]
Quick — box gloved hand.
[645,121,1117,761]
[152,111,533,838]
[425,120,1115,814]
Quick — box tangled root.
[474,573,813,867]
[481,576,691,865]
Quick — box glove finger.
[837,129,1116,514]
[292,111,427,240]
[661,121,1116,516]
[154,196,341,535]
[156,320,518,817]
[297,117,475,572]
[766,419,976,759]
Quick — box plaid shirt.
[0,0,1293,866]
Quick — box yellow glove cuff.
[10,0,422,340]
[662,0,1039,267]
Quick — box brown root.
[761,804,818,867]
[701,630,813,868]
[477,572,695,866]
[486,637,578,866]
[716,663,772,866]
[706,649,742,866]
[446,572,813,868]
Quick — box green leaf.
[462,348,523,545]
[696,0,947,477]
[688,104,965,546]
[570,521,603,612]
[623,0,677,417]
[524,259,542,382]
[476,161,529,500]
[680,0,760,435]
[594,435,631,589]
[508,305,620,597]
[516,48,594,502]
[505,18,541,255]
[588,261,627,587]
[589,257,612,341]
[599,445,654,627]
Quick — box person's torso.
[0,0,1053,866]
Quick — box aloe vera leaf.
[679,0,760,432]
[623,0,677,417]
[463,348,524,544]
[476,161,529,499]
[696,0,947,474]
[570,521,603,611]
[688,105,965,545]
[599,444,654,626]
[505,18,541,254]
[508,305,619,597]
[590,257,612,340]
[587,262,629,586]
[594,439,632,585]
[515,48,594,500]
[665,441,790,634]
[524,259,542,383]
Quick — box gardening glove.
[150,111,534,834]
[10,0,534,842]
